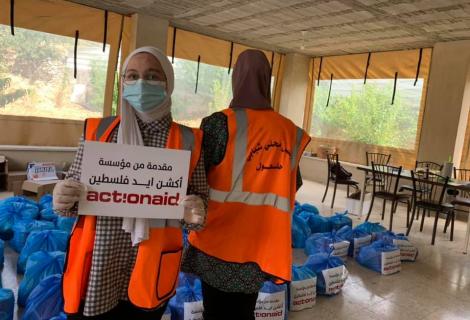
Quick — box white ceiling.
[69,0,470,56]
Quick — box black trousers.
[201,281,258,320]
[67,300,168,320]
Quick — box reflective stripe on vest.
[208,108,305,213]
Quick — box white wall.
[418,40,470,165]
[279,53,310,127]
[130,14,169,51]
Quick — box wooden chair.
[321,153,359,209]
[365,152,391,190]
[399,161,443,220]
[406,171,454,245]
[365,163,410,231]
[366,152,392,167]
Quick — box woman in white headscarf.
[53,47,207,319]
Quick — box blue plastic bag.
[305,233,331,256]
[56,216,76,233]
[293,201,302,215]
[1,196,36,206]
[9,220,56,253]
[356,240,401,274]
[347,229,371,257]
[300,203,319,215]
[328,211,352,231]
[0,198,38,241]
[335,225,353,241]
[169,275,203,320]
[304,252,348,295]
[353,222,387,239]
[18,251,65,307]
[0,239,4,268]
[289,265,317,311]
[17,230,69,274]
[301,213,331,234]
[50,313,67,320]
[39,208,58,223]
[0,288,14,320]
[292,214,311,248]
[178,272,199,289]
[305,229,350,260]
[38,194,53,210]
[22,274,64,320]
[255,282,287,320]
[0,198,39,221]
[374,232,418,262]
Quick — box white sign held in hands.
[79,141,190,219]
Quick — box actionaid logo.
[86,190,180,206]
[255,310,283,317]
[293,297,315,305]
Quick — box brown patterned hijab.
[230,49,272,109]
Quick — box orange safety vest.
[63,116,202,314]
[189,108,310,283]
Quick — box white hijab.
[118,47,175,245]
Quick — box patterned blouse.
[64,114,208,316]
[181,111,303,294]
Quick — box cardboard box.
[7,171,27,195]
[22,179,61,201]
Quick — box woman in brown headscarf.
[182,49,310,320]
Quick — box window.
[310,78,425,150]
[172,57,232,128]
[0,25,109,120]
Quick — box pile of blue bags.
[0,194,76,319]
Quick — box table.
[356,165,470,254]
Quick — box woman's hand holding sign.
[182,195,206,226]
[53,179,85,212]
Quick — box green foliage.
[88,59,107,112]
[0,25,66,83]
[172,58,231,125]
[311,80,422,150]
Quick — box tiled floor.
[290,180,470,320]
[1,181,470,320]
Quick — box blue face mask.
[123,80,167,112]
